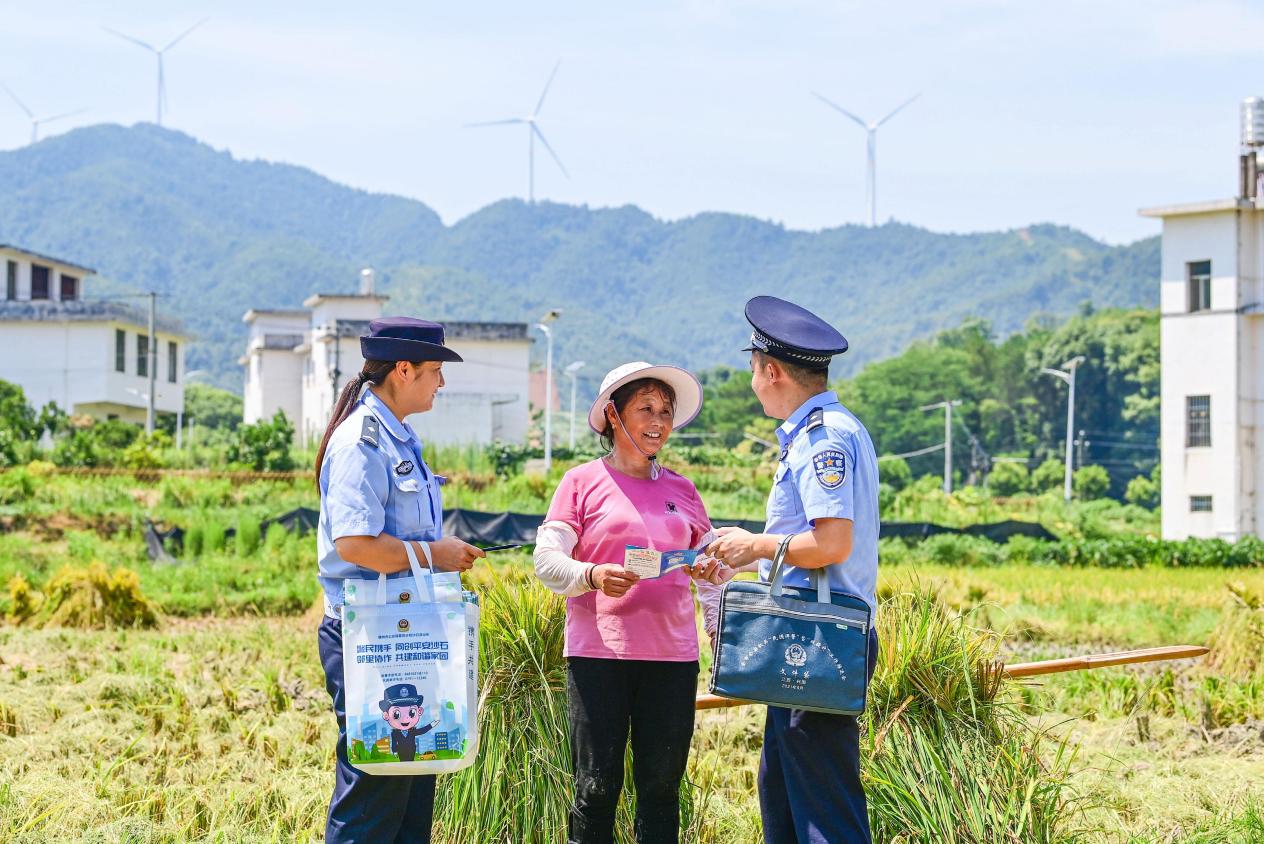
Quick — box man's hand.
[591,564,639,597]
[705,526,771,569]
[427,537,486,572]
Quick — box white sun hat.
[587,362,704,435]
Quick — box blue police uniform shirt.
[317,388,444,607]
[760,390,880,613]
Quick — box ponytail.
[314,360,398,485]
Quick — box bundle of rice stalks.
[1206,583,1264,679]
[435,576,572,843]
[865,581,1084,843]
[40,562,158,629]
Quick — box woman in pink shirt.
[534,361,731,844]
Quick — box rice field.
[1,474,1263,842]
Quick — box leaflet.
[623,546,700,579]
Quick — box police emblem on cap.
[813,449,847,489]
[395,460,415,476]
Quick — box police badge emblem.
[812,449,847,489]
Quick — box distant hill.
[0,124,1158,394]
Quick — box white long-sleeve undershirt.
[533,521,595,597]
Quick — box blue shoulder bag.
[709,534,872,715]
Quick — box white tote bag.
[341,542,480,775]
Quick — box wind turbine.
[812,91,920,227]
[103,19,208,127]
[1,83,87,144]
[465,61,569,203]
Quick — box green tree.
[879,457,912,491]
[228,410,295,471]
[1031,458,1065,493]
[1124,474,1159,508]
[1074,464,1111,500]
[185,383,243,430]
[692,368,763,447]
[988,462,1030,497]
[0,380,39,464]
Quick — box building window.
[138,334,149,378]
[1187,260,1211,312]
[31,265,50,300]
[1186,395,1211,447]
[60,274,78,301]
[167,341,178,383]
[115,329,126,373]
[1190,495,1213,513]
[5,261,14,300]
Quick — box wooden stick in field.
[694,645,1211,711]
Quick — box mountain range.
[0,124,1159,395]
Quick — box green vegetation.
[1,124,1156,390]
[0,463,1260,841]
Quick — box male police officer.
[706,295,880,844]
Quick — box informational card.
[623,546,700,579]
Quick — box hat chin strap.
[608,400,661,480]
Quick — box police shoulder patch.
[812,448,848,489]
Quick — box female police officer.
[314,317,485,844]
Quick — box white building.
[1140,97,1264,540]
[242,272,531,447]
[0,244,187,424]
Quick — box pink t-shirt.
[545,458,712,662]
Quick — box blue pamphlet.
[623,546,700,579]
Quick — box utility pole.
[146,291,157,434]
[1076,429,1087,473]
[920,399,962,493]
[1042,356,1086,502]
[535,310,561,473]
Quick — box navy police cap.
[378,682,424,710]
[361,317,463,364]
[742,295,848,370]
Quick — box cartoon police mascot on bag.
[379,683,441,763]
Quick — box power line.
[879,442,945,461]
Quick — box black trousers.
[757,629,880,844]
[566,656,699,844]
[318,615,437,844]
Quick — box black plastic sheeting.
[962,521,1058,542]
[263,507,319,535]
[143,507,1057,561]
[143,520,182,564]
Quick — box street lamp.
[535,310,562,474]
[180,369,208,449]
[564,360,586,450]
[1042,355,1086,502]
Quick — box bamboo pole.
[695,645,1210,711]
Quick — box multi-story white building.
[1141,97,1264,540]
[0,243,187,424]
[242,271,532,447]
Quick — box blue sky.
[2,0,1260,243]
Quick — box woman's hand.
[688,556,737,585]
[591,564,639,597]
[427,537,486,572]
